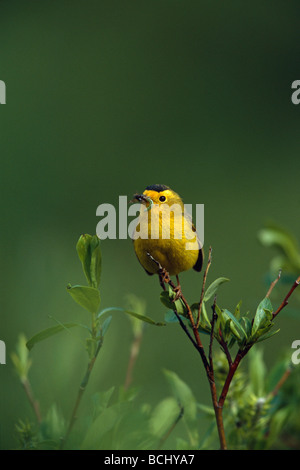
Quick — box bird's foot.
[160,268,170,284]
[172,275,182,301]
[173,284,182,302]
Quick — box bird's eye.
[159,195,166,202]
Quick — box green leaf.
[160,289,174,309]
[197,403,215,417]
[76,234,93,285]
[125,294,147,336]
[258,225,300,269]
[203,277,230,303]
[163,369,197,421]
[26,322,81,351]
[192,302,211,335]
[80,403,124,450]
[252,297,273,337]
[198,420,218,450]
[234,300,242,320]
[67,284,101,314]
[123,309,165,326]
[101,315,112,336]
[92,386,115,419]
[164,310,185,323]
[189,303,210,334]
[222,318,232,342]
[200,302,212,328]
[11,334,32,381]
[76,234,102,288]
[150,397,181,438]
[256,328,280,343]
[227,336,237,349]
[239,316,252,339]
[97,306,165,326]
[265,407,292,449]
[248,348,266,396]
[86,336,101,360]
[97,307,123,318]
[223,309,248,343]
[160,288,187,316]
[42,404,66,441]
[173,298,188,316]
[89,235,102,288]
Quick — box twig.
[218,346,251,409]
[208,297,229,450]
[209,296,217,371]
[159,273,167,291]
[197,247,212,328]
[218,334,232,367]
[148,253,209,371]
[268,365,292,398]
[266,270,282,299]
[272,275,300,319]
[22,378,42,425]
[172,306,203,354]
[124,330,143,390]
[146,252,226,449]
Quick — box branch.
[218,346,251,408]
[272,275,300,319]
[218,334,232,367]
[266,269,281,299]
[209,296,217,371]
[147,252,210,371]
[172,307,200,352]
[268,365,292,398]
[60,315,102,449]
[146,252,227,449]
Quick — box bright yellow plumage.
[132,185,203,280]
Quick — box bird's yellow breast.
[133,204,199,276]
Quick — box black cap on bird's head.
[145,184,170,193]
[131,184,184,209]
[131,184,171,204]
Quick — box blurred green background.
[1,0,300,449]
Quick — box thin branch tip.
[266,269,282,299]
[272,273,300,319]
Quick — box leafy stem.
[60,309,102,449]
[158,251,300,450]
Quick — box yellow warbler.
[132,184,203,292]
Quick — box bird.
[132,184,203,296]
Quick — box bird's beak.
[131,193,148,204]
